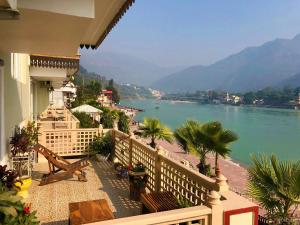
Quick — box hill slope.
[276,72,300,88]
[80,50,185,86]
[153,34,300,93]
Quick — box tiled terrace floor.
[26,158,141,225]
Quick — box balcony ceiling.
[0,0,134,56]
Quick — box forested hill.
[74,66,153,101]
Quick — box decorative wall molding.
[30,55,79,70]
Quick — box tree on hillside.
[106,79,120,104]
[139,117,173,149]
[248,155,300,223]
[118,111,130,134]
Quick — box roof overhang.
[0,0,134,56]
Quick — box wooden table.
[140,192,180,213]
[69,199,114,225]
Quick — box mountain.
[80,50,185,86]
[276,72,300,88]
[153,34,300,93]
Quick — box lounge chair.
[33,144,89,186]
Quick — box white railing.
[38,106,80,130]
[112,129,258,225]
[38,127,102,156]
[88,205,211,225]
[113,130,220,206]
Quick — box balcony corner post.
[154,145,163,192]
[208,190,223,225]
[98,124,103,136]
[216,173,229,192]
[113,119,118,130]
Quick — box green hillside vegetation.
[73,66,153,107]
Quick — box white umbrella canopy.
[71,104,102,114]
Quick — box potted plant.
[128,162,148,200]
[10,121,39,198]
[0,165,39,224]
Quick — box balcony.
[27,126,257,225]
[37,107,103,157]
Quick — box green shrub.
[118,111,130,134]
[90,132,114,156]
[73,111,98,128]
[177,196,193,208]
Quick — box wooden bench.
[69,199,114,225]
[140,192,180,213]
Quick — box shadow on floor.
[91,159,141,218]
[42,220,68,225]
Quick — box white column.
[0,59,5,164]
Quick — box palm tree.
[139,117,173,148]
[174,120,211,175]
[248,155,300,223]
[201,121,238,175]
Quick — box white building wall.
[0,59,5,164]
[50,90,64,108]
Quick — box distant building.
[225,92,231,103]
[149,88,162,98]
[253,99,264,105]
[232,95,241,104]
[97,90,113,107]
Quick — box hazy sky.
[96,0,300,67]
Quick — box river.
[121,99,300,165]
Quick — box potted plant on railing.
[128,162,148,200]
[10,121,39,198]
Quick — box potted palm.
[10,122,39,198]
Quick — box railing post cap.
[216,173,229,192]
[129,131,135,139]
[156,145,164,155]
[208,190,221,206]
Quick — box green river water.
[121,99,300,165]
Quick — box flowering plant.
[131,162,145,173]
[0,181,39,224]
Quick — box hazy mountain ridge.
[153,34,300,93]
[276,72,300,88]
[80,50,186,86]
